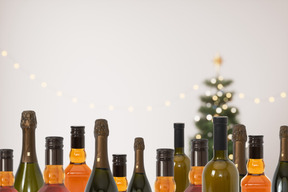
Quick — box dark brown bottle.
[232,124,247,191]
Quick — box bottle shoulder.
[203,159,239,177]
[174,154,190,164]
[64,163,91,174]
[127,173,152,192]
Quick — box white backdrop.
[1,0,288,188]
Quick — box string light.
[231,107,237,113]
[216,107,222,114]
[146,106,152,111]
[41,82,47,88]
[72,97,78,103]
[226,92,232,98]
[222,104,228,110]
[1,50,7,57]
[217,91,223,97]
[206,114,212,121]
[229,154,233,160]
[207,132,212,137]
[179,93,186,99]
[281,92,286,98]
[196,134,202,139]
[205,91,211,96]
[14,63,20,69]
[218,76,224,81]
[165,101,171,107]
[109,105,114,111]
[217,84,223,89]
[128,106,134,112]
[29,74,35,80]
[193,84,199,90]
[239,93,245,99]
[89,103,95,109]
[211,78,216,84]
[227,134,232,140]
[194,115,200,122]
[212,95,218,101]
[269,97,275,103]
[254,98,260,104]
[56,91,63,96]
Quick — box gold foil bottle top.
[280,125,288,138]
[94,119,109,137]
[20,110,37,129]
[134,137,145,151]
[232,124,247,142]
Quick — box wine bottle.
[14,111,44,192]
[38,137,69,192]
[155,149,176,192]
[184,139,208,192]
[127,137,152,192]
[241,136,271,192]
[202,116,239,192]
[64,126,91,192]
[272,125,288,192]
[232,124,247,191]
[173,123,190,192]
[85,119,118,192]
[0,149,17,192]
[113,155,128,192]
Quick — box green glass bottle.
[272,125,288,192]
[85,119,118,192]
[202,116,239,192]
[127,137,152,192]
[232,124,247,191]
[14,111,44,192]
[173,123,190,192]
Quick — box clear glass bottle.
[184,139,208,192]
[241,135,271,192]
[113,155,128,192]
[173,123,190,192]
[155,148,176,192]
[38,137,69,192]
[65,126,91,192]
[0,149,17,192]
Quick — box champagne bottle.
[241,136,271,192]
[202,116,239,192]
[173,123,190,192]
[272,126,288,192]
[0,149,17,192]
[85,119,118,192]
[184,139,208,192]
[38,137,69,192]
[113,155,128,192]
[14,111,44,192]
[127,137,152,192]
[232,124,247,191]
[64,126,91,192]
[154,149,176,192]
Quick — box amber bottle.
[64,126,91,192]
[0,149,17,192]
[241,135,271,192]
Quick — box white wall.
[1,0,288,187]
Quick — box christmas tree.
[193,54,240,160]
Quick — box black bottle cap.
[0,149,13,171]
[213,116,228,150]
[71,126,85,149]
[156,148,174,177]
[45,137,64,165]
[249,135,263,159]
[191,139,208,166]
[174,123,185,148]
[112,154,127,177]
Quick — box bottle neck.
[95,136,109,168]
[213,150,228,160]
[174,127,184,154]
[156,160,174,177]
[21,128,37,163]
[70,148,86,164]
[0,172,14,187]
[233,140,247,175]
[247,159,265,175]
[134,150,145,173]
[280,137,288,161]
[189,166,204,185]
[44,165,64,184]
[174,147,184,154]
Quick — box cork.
[232,124,247,142]
[134,137,145,151]
[21,110,37,129]
[94,119,109,137]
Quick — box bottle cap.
[0,149,13,171]
[174,123,185,148]
[94,119,109,137]
[156,148,174,161]
[156,148,174,177]
[280,126,288,138]
[213,116,228,124]
[112,154,127,164]
[71,126,85,148]
[45,137,64,149]
[45,137,64,165]
[191,139,208,150]
[249,135,263,146]
[232,124,247,142]
[248,135,263,159]
[112,154,127,177]
[21,110,37,129]
[191,139,208,166]
[134,137,145,151]
[213,116,228,150]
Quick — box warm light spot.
[222,104,228,110]
[226,92,232,98]
[207,132,212,137]
[227,134,232,140]
[165,101,171,107]
[211,78,216,84]
[193,84,199,90]
[56,91,62,96]
[218,76,224,81]
[206,114,212,121]
[146,106,152,111]
[30,74,35,80]
[216,107,222,114]
[205,91,211,96]
[179,93,186,99]
[217,84,223,89]
[196,134,202,139]
[280,92,286,98]
[212,95,218,101]
[128,106,134,112]
[1,51,7,57]
[269,97,275,103]
[239,93,245,99]
[254,98,260,104]
[14,63,20,69]
[109,105,114,111]
[41,82,47,88]
[229,154,233,160]
[194,116,200,122]
[72,97,78,103]
[217,91,223,97]
[231,107,237,113]
[89,103,95,109]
